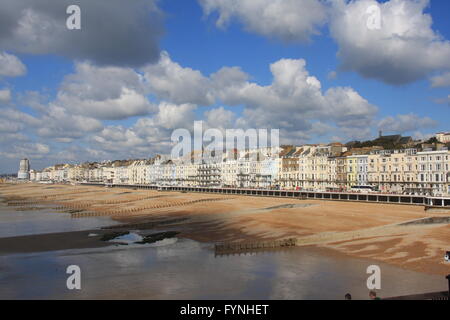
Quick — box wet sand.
[0,182,449,276]
[0,230,111,254]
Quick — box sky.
[0,0,449,173]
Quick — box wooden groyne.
[37,189,95,199]
[81,183,450,208]
[215,238,297,256]
[50,194,170,209]
[70,197,234,218]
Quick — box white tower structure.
[17,158,30,180]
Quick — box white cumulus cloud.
[430,71,450,88]
[56,62,156,120]
[142,52,215,106]
[0,88,12,103]
[329,0,450,84]
[377,113,438,133]
[199,0,327,42]
[0,52,26,77]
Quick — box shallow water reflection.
[0,204,118,237]
[0,238,446,300]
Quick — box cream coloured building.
[127,160,150,185]
[89,167,104,183]
[436,132,450,143]
[416,149,450,196]
[34,143,449,196]
[354,155,368,187]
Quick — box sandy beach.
[0,182,449,276]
